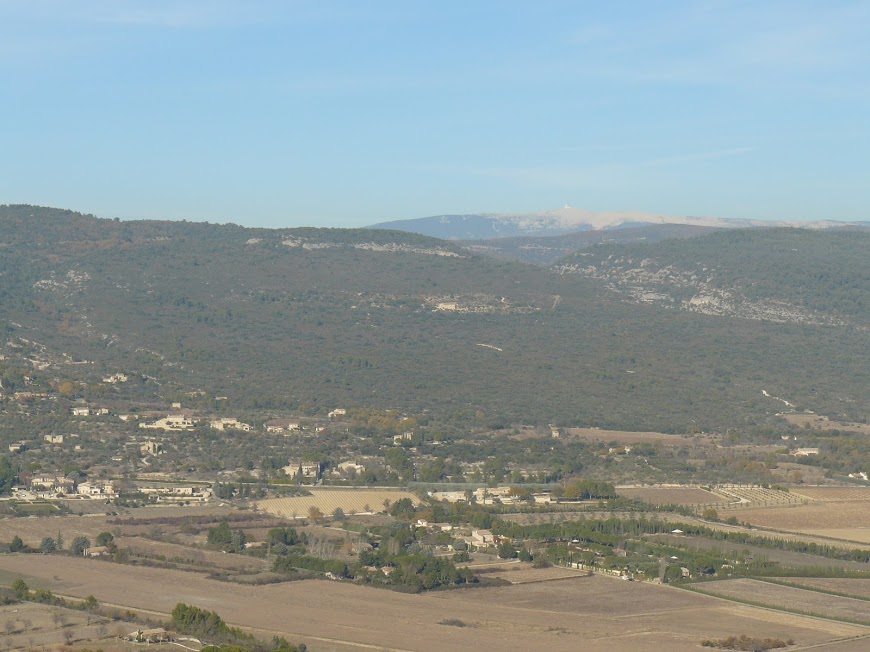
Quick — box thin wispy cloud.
[645,147,756,166]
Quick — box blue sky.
[1,0,868,227]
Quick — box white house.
[471,529,495,545]
[140,413,196,431]
[77,481,116,497]
[210,417,253,431]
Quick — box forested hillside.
[1,206,868,432]
[462,224,721,265]
[555,228,870,326]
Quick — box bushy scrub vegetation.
[170,603,306,651]
[700,634,793,650]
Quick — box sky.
[1,0,869,228]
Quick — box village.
[4,368,870,652]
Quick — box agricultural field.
[0,503,242,547]
[690,578,870,624]
[797,529,870,544]
[790,486,870,501]
[618,485,723,505]
[113,536,271,574]
[738,501,870,544]
[648,534,870,573]
[256,488,421,519]
[479,564,592,584]
[1,555,868,651]
[781,578,870,600]
[0,514,113,546]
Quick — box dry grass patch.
[481,565,592,584]
[0,601,134,651]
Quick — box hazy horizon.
[2,1,868,228]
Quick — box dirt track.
[1,556,867,652]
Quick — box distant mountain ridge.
[368,205,862,240]
[460,224,723,266]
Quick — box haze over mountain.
[369,205,865,241]
[1,205,868,433]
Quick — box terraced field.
[256,488,421,519]
[714,485,807,508]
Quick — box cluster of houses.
[411,519,503,550]
[140,413,197,431]
[26,475,116,499]
[281,460,322,482]
[21,474,210,502]
[430,486,553,505]
[137,483,212,503]
[60,398,350,439]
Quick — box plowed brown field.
[1,556,868,652]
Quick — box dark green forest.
[1,205,867,431]
[558,227,870,322]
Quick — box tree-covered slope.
[555,228,870,326]
[1,206,868,431]
[462,224,721,265]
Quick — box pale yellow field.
[256,488,421,518]
[791,486,870,501]
[798,529,870,544]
